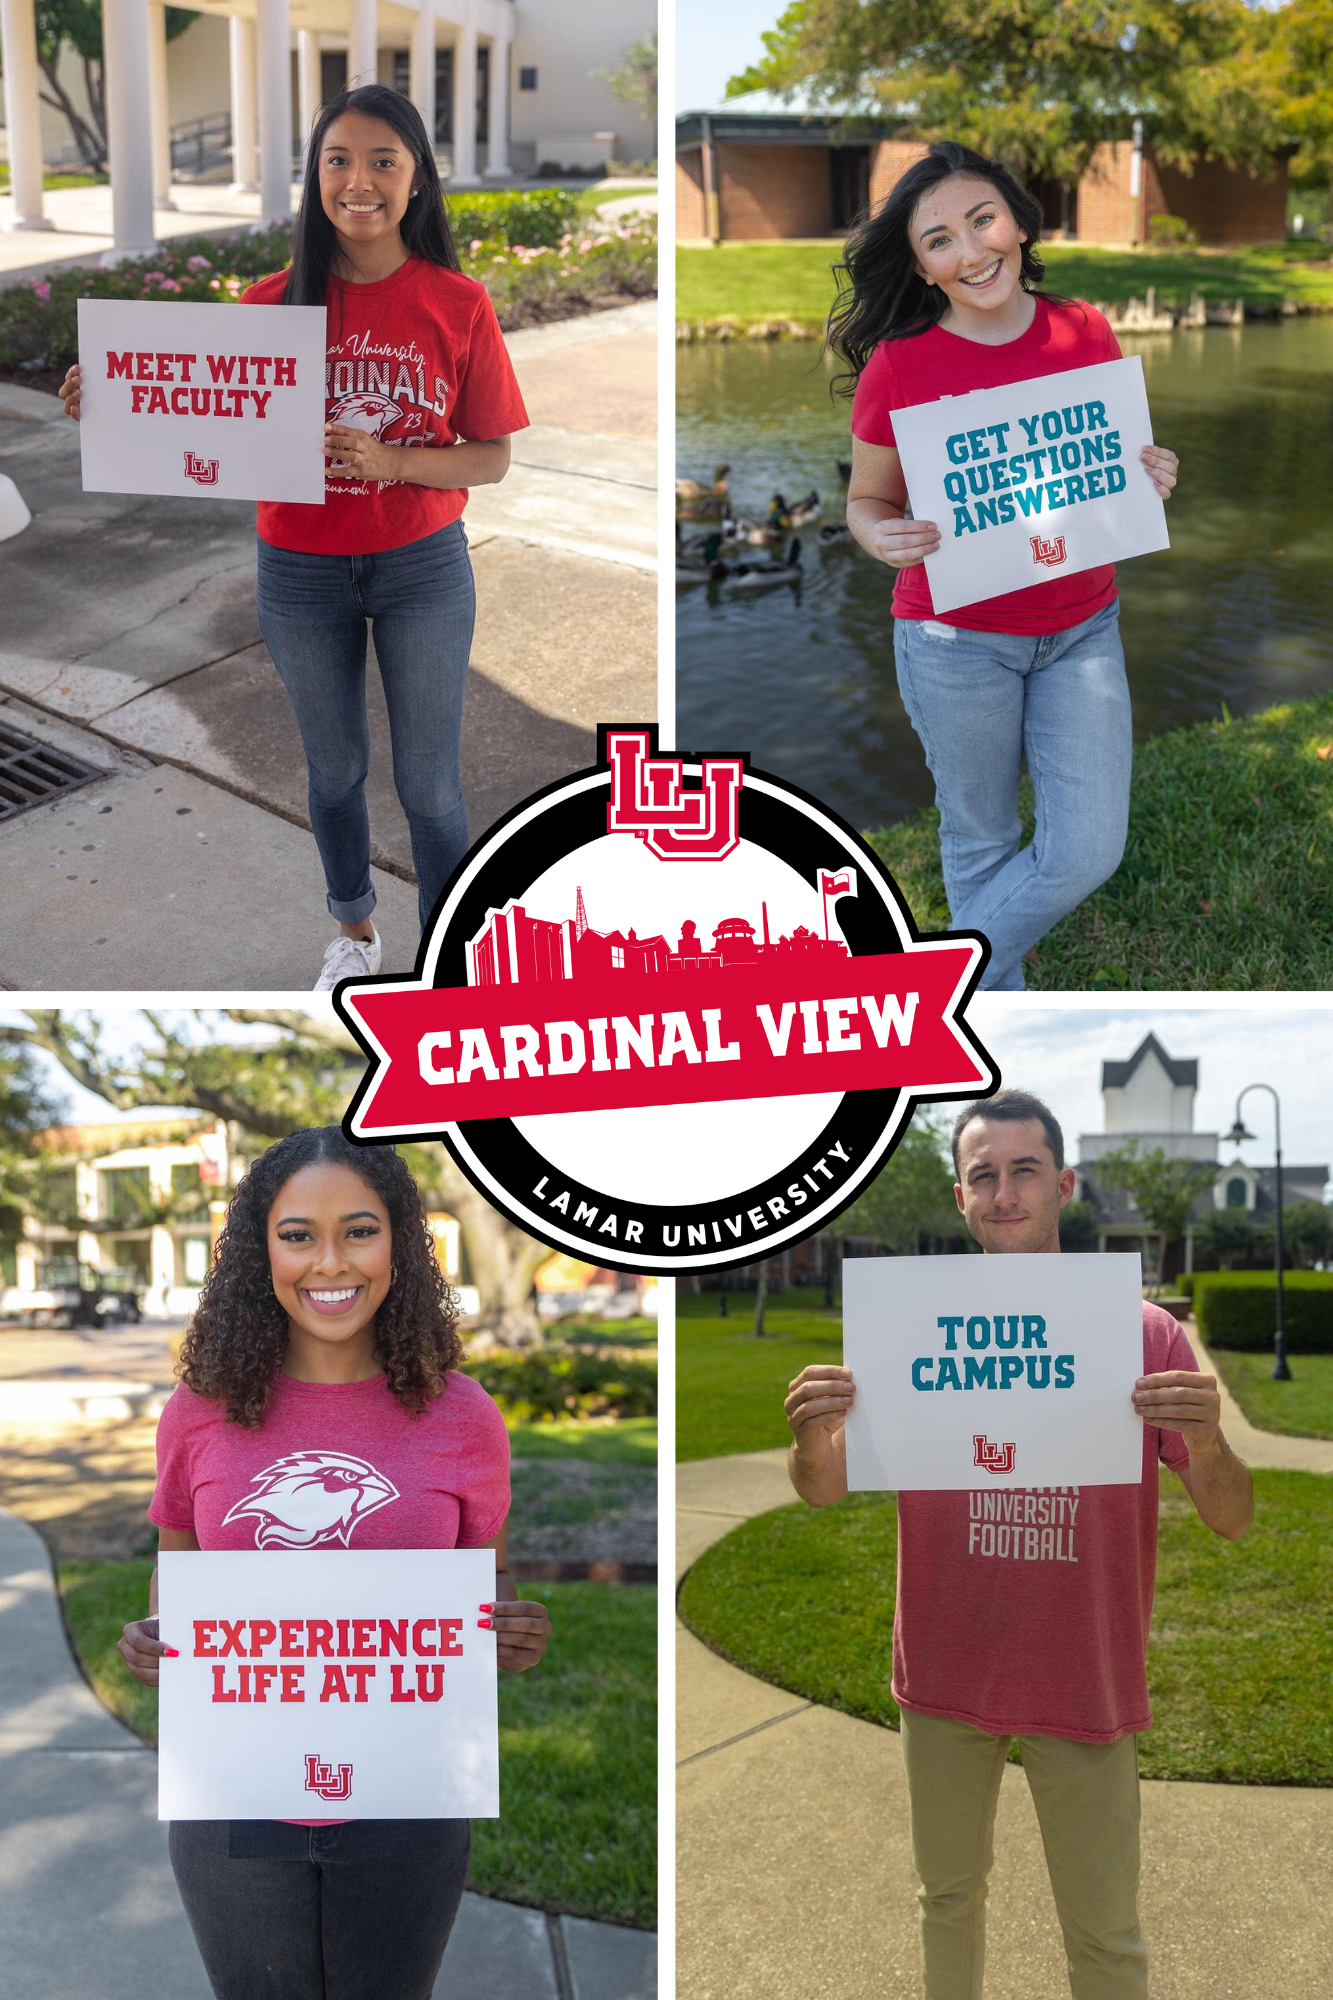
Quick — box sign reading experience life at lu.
[156,1549,499,1820]
[891,355,1170,615]
[77,299,327,504]
[842,1253,1145,1491]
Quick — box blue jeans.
[893,600,1132,990]
[256,521,475,931]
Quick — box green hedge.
[461,1347,657,1423]
[1193,1272,1333,1352]
[445,186,577,248]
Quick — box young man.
[785,1088,1253,2000]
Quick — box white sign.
[78,299,327,503]
[157,1549,499,1819]
[842,1253,1144,1490]
[892,356,1170,614]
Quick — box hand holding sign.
[1133,1369,1221,1451]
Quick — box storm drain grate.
[0,720,106,824]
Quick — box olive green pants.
[899,1708,1148,2000]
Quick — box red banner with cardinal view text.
[341,941,988,1134]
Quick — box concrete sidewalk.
[676,1438,1333,2000]
[0,299,656,989]
[0,1504,655,2000]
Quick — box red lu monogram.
[973,1435,1018,1475]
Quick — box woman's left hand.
[483,1598,552,1673]
[325,424,397,482]
[1141,444,1179,499]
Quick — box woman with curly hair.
[833,140,1181,990]
[118,1124,550,2000]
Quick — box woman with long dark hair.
[60,85,528,988]
[831,141,1180,990]
[117,1126,551,2000]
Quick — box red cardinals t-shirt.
[241,256,529,556]
[892,1303,1196,1742]
[851,296,1123,636]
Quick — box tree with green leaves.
[20,0,195,172]
[0,1010,553,1347]
[1093,1143,1218,1291]
[728,0,1287,186]
[1194,1206,1260,1271]
[1057,1198,1098,1253]
[837,1111,962,1256]
[595,33,657,125]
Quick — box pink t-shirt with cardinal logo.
[891,1303,1196,1743]
[850,295,1123,636]
[241,255,529,556]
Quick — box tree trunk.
[428,1152,549,1348]
[751,1260,769,1337]
[38,63,106,171]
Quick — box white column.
[484,33,509,178]
[255,0,293,226]
[229,16,259,192]
[348,0,376,87]
[101,0,157,258]
[451,23,476,184]
[297,28,321,173]
[0,0,52,229]
[147,2,177,209]
[409,7,436,160]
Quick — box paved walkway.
[0,296,655,989]
[676,1395,1333,2000]
[0,1503,654,1999]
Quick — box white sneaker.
[313,923,383,992]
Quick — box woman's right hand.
[118,1615,176,1687]
[58,363,82,420]
[869,514,940,569]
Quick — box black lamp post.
[1226,1083,1290,1382]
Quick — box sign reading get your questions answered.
[892,356,1170,615]
[157,1549,498,1820]
[843,1253,1144,1491]
[78,299,326,503]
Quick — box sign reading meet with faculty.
[891,356,1170,614]
[842,1253,1145,1491]
[78,299,327,503]
[157,1548,499,1819]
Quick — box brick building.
[677,92,1287,248]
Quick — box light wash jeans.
[256,519,475,932]
[893,600,1132,990]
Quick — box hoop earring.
[390,1263,399,1286]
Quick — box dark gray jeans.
[169,1818,471,2000]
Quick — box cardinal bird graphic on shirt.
[222,1451,400,1548]
[327,391,406,441]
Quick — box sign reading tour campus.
[891,356,1170,615]
[77,299,327,503]
[842,1254,1145,1491]
[157,1549,499,1819]
[335,727,999,1275]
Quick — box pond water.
[676,321,1333,829]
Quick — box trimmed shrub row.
[1192,1271,1333,1352]
[461,1346,657,1423]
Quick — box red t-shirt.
[241,257,529,556]
[149,1367,510,1552]
[851,296,1123,636]
[892,1303,1196,1743]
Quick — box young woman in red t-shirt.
[60,85,528,990]
[833,141,1180,989]
[117,1126,551,2000]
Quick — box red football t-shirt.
[851,295,1124,636]
[241,255,529,556]
[891,1302,1196,1743]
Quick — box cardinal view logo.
[221,1451,400,1548]
[335,725,998,1274]
[304,1754,353,1802]
[973,1435,1018,1475]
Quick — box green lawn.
[679,1471,1333,1785]
[509,1416,657,1462]
[1210,1349,1333,1441]
[0,168,108,192]
[867,693,1333,989]
[57,1563,656,1926]
[677,1295,843,1461]
[677,240,1333,328]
